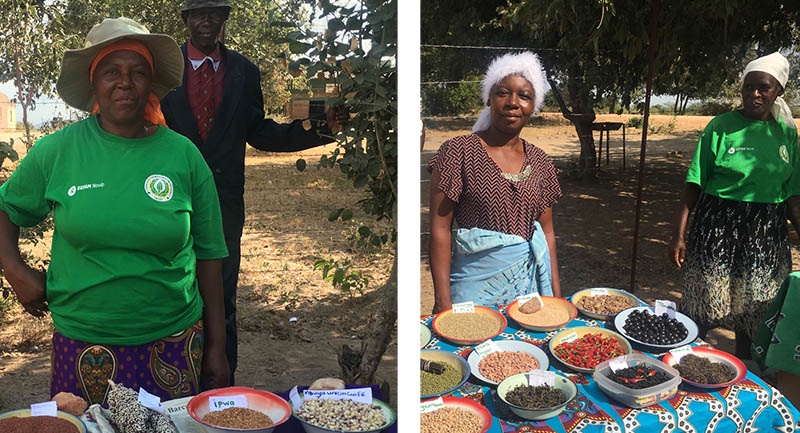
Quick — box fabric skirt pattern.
[51,321,204,405]
[682,193,790,337]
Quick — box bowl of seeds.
[420,396,492,433]
[497,372,577,421]
[431,306,507,346]
[661,346,746,389]
[187,386,291,433]
[467,340,549,386]
[290,395,395,433]
[421,349,471,399]
[571,288,639,320]
[507,296,577,332]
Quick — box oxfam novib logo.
[144,174,173,202]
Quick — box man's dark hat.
[181,0,232,12]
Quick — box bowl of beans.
[431,306,507,346]
[466,340,550,386]
[0,409,87,433]
[661,346,746,388]
[421,349,471,399]
[614,306,699,351]
[290,395,395,433]
[548,326,632,373]
[497,372,578,420]
[571,288,639,320]
[420,396,492,433]
[187,386,291,433]
[507,296,577,332]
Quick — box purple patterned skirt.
[50,321,204,405]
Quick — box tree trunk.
[545,73,597,177]
[338,257,397,395]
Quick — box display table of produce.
[420,301,800,433]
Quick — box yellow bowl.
[508,296,577,332]
[548,326,632,373]
[0,409,87,432]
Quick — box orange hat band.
[89,39,154,83]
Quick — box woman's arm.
[196,259,230,388]
[538,207,561,298]
[429,168,456,313]
[668,182,701,268]
[0,210,47,317]
[786,196,800,238]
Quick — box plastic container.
[593,353,681,408]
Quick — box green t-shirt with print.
[0,116,228,345]
[686,110,800,203]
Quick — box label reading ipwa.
[452,301,475,313]
[303,387,372,404]
[209,395,248,411]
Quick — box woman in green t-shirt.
[668,52,800,364]
[0,18,229,405]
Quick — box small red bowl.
[421,396,492,433]
[187,386,291,433]
[662,346,747,389]
[431,306,507,346]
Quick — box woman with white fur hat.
[668,51,800,360]
[427,51,562,313]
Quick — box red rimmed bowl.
[420,396,492,433]
[508,296,578,332]
[548,326,632,373]
[662,346,747,389]
[187,386,291,433]
[432,306,507,346]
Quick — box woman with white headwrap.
[668,52,800,360]
[427,51,562,312]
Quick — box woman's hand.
[201,344,230,389]
[668,235,686,269]
[6,265,48,317]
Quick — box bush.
[626,116,644,128]
[690,100,734,116]
[422,75,481,116]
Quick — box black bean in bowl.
[622,309,688,346]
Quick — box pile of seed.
[478,351,540,383]
[421,361,463,395]
[575,295,632,315]
[606,365,673,389]
[515,305,570,327]
[0,416,80,433]
[674,354,736,384]
[296,399,385,431]
[504,384,566,409]
[202,407,274,429]
[420,407,483,433]
[436,312,502,341]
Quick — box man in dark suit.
[161,0,347,384]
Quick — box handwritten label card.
[528,370,555,387]
[560,332,578,344]
[473,340,502,358]
[516,293,543,308]
[668,345,694,362]
[452,301,475,313]
[208,395,248,412]
[590,288,610,296]
[609,355,628,373]
[654,300,677,319]
[420,397,444,413]
[138,388,164,413]
[304,387,372,405]
[30,401,57,417]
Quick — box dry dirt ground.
[420,113,800,354]
[0,134,397,411]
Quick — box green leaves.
[313,258,369,297]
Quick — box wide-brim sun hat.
[181,0,232,12]
[56,17,184,112]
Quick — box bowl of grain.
[420,396,492,433]
[571,288,639,320]
[0,409,87,433]
[290,395,395,433]
[507,296,577,332]
[466,340,550,386]
[431,306,507,346]
[187,386,291,433]
[421,349,471,399]
[497,372,577,421]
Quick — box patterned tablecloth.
[421,304,800,433]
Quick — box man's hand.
[325,105,350,132]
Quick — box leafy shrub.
[422,74,481,116]
[626,116,644,128]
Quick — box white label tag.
[303,387,372,405]
[528,370,555,386]
[420,397,444,413]
[452,301,475,313]
[560,332,578,343]
[589,288,609,296]
[289,386,303,409]
[474,340,502,358]
[137,388,164,413]
[30,401,58,417]
[654,300,677,319]
[209,395,248,411]
[668,345,694,362]
[516,292,543,307]
[609,355,628,372]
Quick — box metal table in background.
[592,122,626,169]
